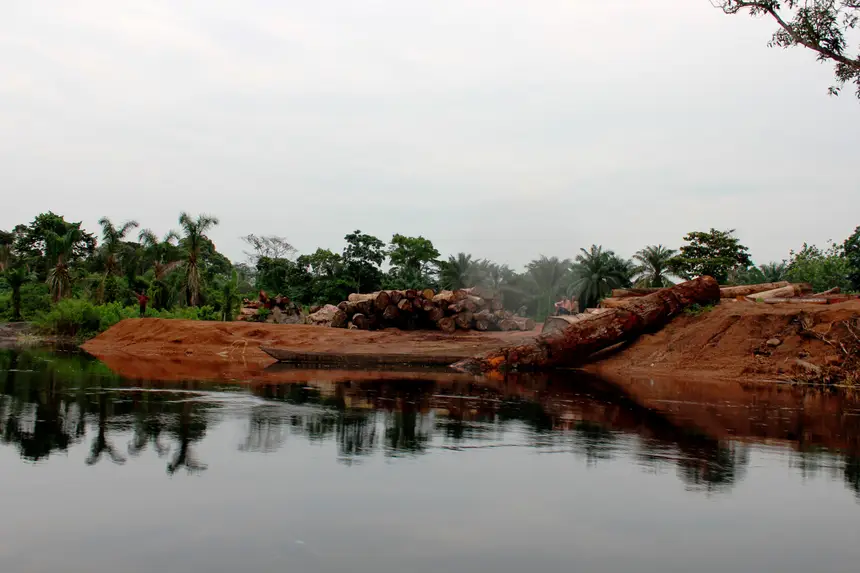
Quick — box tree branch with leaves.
[714,1,860,98]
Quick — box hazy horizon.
[3,1,858,270]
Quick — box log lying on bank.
[719,282,790,299]
[744,283,812,302]
[611,288,662,298]
[451,276,720,373]
[307,305,348,328]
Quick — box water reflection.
[1,348,860,498]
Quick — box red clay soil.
[587,299,860,382]
[82,319,538,382]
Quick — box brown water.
[2,348,860,573]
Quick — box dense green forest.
[2,212,860,336]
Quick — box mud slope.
[81,318,538,380]
[587,300,860,381]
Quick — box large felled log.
[745,283,812,302]
[421,289,435,300]
[452,276,720,373]
[382,304,401,322]
[388,290,404,305]
[307,305,348,328]
[611,288,662,298]
[542,310,612,335]
[474,317,492,331]
[599,298,632,309]
[347,291,391,312]
[352,313,371,330]
[436,317,456,334]
[720,282,790,299]
[491,300,504,311]
[433,290,467,305]
[813,287,841,296]
[511,317,536,331]
[454,311,474,330]
[397,299,414,313]
[426,306,445,322]
[463,286,495,300]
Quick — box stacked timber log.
[452,276,721,373]
[325,288,534,332]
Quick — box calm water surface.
[2,349,860,573]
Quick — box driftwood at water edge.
[451,276,721,373]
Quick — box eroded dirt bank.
[81,318,537,382]
[586,300,860,382]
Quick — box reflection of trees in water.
[4,349,860,498]
[675,441,749,494]
[0,350,211,474]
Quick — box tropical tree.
[0,231,11,272]
[178,213,220,306]
[45,226,83,302]
[97,217,139,302]
[526,255,571,320]
[570,245,630,311]
[139,229,182,309]
[670,229,753,283]
[220,270,241,321]
[759,262,788,282]
[342,230,385,294]
[632,245,677,288]
[439,253,482,290]
[3,265,32,321]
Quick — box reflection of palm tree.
[384,407,430,455]
[676,442,748,493]
[86,393,126,466]
[167,402,208,475]
[337,413,377,463]
[843,454,860,499]
[128,397,171,458]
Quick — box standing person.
[134,292,150,318]
[555,297,571,316]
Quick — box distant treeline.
[2,212,860,332]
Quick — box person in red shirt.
[134,292,150,318]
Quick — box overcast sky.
[2,0,858,269]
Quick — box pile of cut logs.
[324,287,535,333]
[599,281,855,307]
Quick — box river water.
[2,348,860,573]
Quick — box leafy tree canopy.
[843,225,860,289]
[12,212,96,276]
[786,241,853,292]
[342,230,385,294]
[671,229,753,283]
[715,1,860,98]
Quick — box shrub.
[34,299,221,338]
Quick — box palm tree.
[526,255,571,320]
[0,243,10,272]
[570,245,629,311]
[439,253,481,290]
[3,265,32,321]
[632,245,677,288]
[139,229,182,310]
[97,217,139,302]
[45,226,83,302]
[178,212,220,306]
[759,262,787,282]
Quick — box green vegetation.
[716,1,860,99]
[3,212,860,335]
